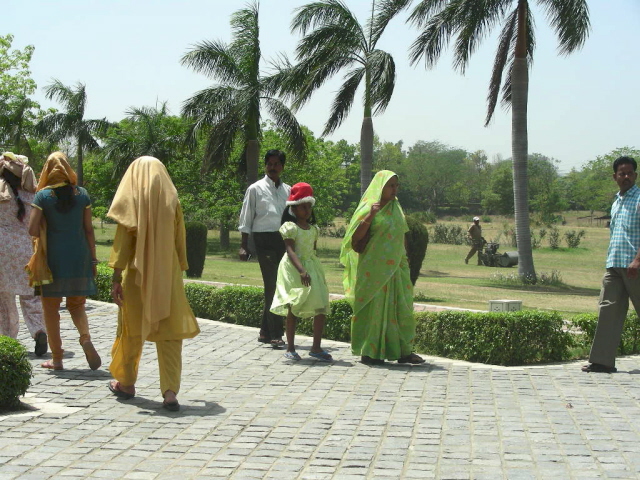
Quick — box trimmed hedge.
[185,221,208,278]
[93,264,640,366]
[414,310,572,366]
[0,337,32,408]
[572,312,640,356]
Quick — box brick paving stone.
[4,299,640,479]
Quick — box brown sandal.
[398,353,426,364]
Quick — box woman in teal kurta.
[340,171,425,365]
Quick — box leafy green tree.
[0,34,40,154]
[408,0,591,282]
[277,0,410,194]
[36,80,111,186]
[101,102,190,176]
[563,146,640,213]
[180,1,307,186]
[398,140,468,213]
[373,137,405,171]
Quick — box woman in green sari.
[340,170,425,365]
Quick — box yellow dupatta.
[25,152,78,288]
[107,156,179,340]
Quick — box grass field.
[94,212,610,316]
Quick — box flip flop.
[284,351,301,361]
[108,380,135,399]
[271,339,285,349]
[309,350,333,362]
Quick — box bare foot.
[162,390,180,411]
[41,359,63,370]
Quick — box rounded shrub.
[0,336,33,408]
[405,213,429,285]
[185,221,208,278]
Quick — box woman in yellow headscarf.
[107,156,200,411]
[27,151,101,370]
[340,170,425,365]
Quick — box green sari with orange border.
[340,170,416,361]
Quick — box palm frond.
[323,66,365,136]
[181,86,241,122]
[292,54,357,111]
[35,112,71,141]
[229,1,260,83]
[485,6,517,126]
[370,0,412,47]
[262,97,308,162]
[408,0,460,67]
[368,49,396,115]
[407,0,448,28]
[84,118,112,138]
[499,7,535,109]
[296,23,364,62]
[292,0,364,40]
[452,0,513,73]
[43,79,75,106]
[181,40,243,86]
[537,0,590,54]
[202,111,243,172]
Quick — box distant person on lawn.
[465,216,484,265]
[583,156,640,374]
[238,150,291,348]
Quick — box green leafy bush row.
[92,265,640,366]
[571,312,640,356]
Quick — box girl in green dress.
[340,171,425,365]
[270,183,332,362]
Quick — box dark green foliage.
[572,312,640,356]
[91,263,113,303]
[431,223,465,245]
[405,214,429,285]
[0,336,32,408]
[183,283,264,327]
[185,222,208,278]
[564,229,586,248]
[414,310,572,366]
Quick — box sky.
[6,0,640,172]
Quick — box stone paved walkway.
[1,300,640,479]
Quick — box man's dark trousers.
[253,232,286,340]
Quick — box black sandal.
[398,353,426,364]
[361,355,385,365]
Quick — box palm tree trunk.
[360,66,374,195]
[77,142,84,187]
[246,139,259,187]
[512,0,536,283]
[360,117,374,195]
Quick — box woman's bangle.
[361,220,371,225]
[112,272,123,284]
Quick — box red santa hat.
[286,182,315,206]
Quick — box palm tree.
[277,0,409,194]
[36,80,111,186]
[408,0,590,282]
[102,102,188,176]
[180,1,307,186]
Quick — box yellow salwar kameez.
[107,157,199,397]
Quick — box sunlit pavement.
[2,299,640,479]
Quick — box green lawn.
[94,213,609,316]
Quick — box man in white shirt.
[238,150,291,347]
